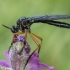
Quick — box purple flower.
[0,51,54,70]
[0,51,11,70]
[25,52,54,70]
[0,36,54,70]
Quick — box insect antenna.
[2,24,11,29]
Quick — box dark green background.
[0,0,70,70]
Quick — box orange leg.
[24,35,42,67]
[29,33,41,53]
[24,30,28,42]
[31,33,42,46]
[30,34,40,47]
[24,32,43,68]
[30,33,42,53]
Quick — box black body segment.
[2,15,70,68]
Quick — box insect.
[2,15,70,54]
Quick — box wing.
[28,15,70,28]
[28,15,70,22]
[43,20,70,28]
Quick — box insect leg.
[29,33,41,53]
[30,33,42,53]
[30,33,42,45]
[24,30,28,42]
[24,41,40,68]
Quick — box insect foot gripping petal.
[25,52,54,70]
[8,35,30,70]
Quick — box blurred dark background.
[0,0,70,70]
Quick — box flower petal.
[4,51,9,60]
[48,66,54,70]
[38,62,54,70]
[38,62,49,68]
[25,52,54,70]
[0,60,10,68]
